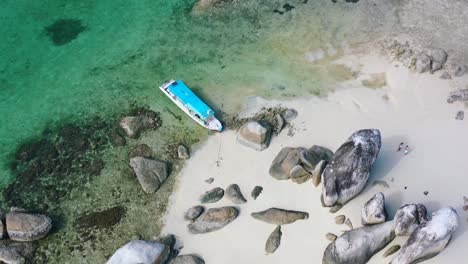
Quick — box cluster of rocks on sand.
[0,208,52,264]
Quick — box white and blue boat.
[159,80,223,132]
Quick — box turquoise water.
[0,0,394,262]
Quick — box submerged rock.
[119,109,161,139]
[322,129,382,207]
[237,121,272,151]
[447,88,468,103]
[6,212,52,242]
[75,206,126,230]
[170,254,205,264]
[394,204,427,236]
[129,157,168,194]
[251,208,309,225]
[391,207,458,264]
[226,184,247,204]
[199,187,224,204]
[453,64,468,77]
[177,145,190,160]
[188,207,239,234]
[0,246,25,264]
[184,206,205,221]
[107,240,169,264]
[265,226,282,254]
[269,147,304,180]
[128,144,153,159]
[322,221,395,264]
[361,192,386,225]
[455,110,464,120]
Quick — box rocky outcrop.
[170,254,205,264]
[361,193,386,225]
[6,212,52,242]
[269,147,304,180]
[119,110,161,139]
[322,221,395,264]
[300,145,333,171]
[199,187,224,204]
[129,157,169,194]
[265,226,282,254]
[226,184,247,204]
[106,240,169,264]
[391,207,458,264]
[177,145,190,160]
[237,121,272,151]
[184,206,205,221]
[322,129,381,207]
[394,204,427,236]
[188,207,238,234]
[251,208,309,225]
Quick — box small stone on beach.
[455,111,464,120]
[335,215,346,225]
[184,206,205,221]
[265,226,282,254]
[326,232,337,241]
[251,186,263,200]
[199,187,224,204]
[423,191,429,196]
[345,218,353,230]
[226,184,247,204]
[329,204,343,214]
[205,178,214,184]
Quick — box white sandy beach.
[162,53,468,263]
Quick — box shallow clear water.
[0,0,396,262]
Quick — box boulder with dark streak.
[391,207,458,264]
[322,221,395,264]
[321,129,381,207]
[394,204,427,236]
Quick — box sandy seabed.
[162,53,468,264]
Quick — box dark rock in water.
[391,208,458,264]
[184,206,204,221]
[188,207,238,234]
[74,206,126,230]
[283,3,295,11]
[265,226,282,254]
[226,184,247,204]
[440,71,452,79]
[119,109,161,139]
[81,158,105,176]
[177,145,190,160]
[237,121,272,151]
[361,192,386,225]
[322,129,382,207]
[322,221,395,264]
[57,124,89,153]
[110,129,126,146]
[199,187,224,204]
[429,48,448,73]
[251,186,263,200]
[447,88,468,103]
[15,139,57,162]
[128,144,153,159]
[455,111,464,120]
[6,212,52,242]
[383,245,400,257]
[251,208,308,225]
[171,254,205,264]
[44,19,86,46]
[269,147,304,180]
[129,157,169,194]
[394,204,427,236]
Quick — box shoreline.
[161,52,468,263]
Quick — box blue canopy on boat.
[168,80,214,120]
